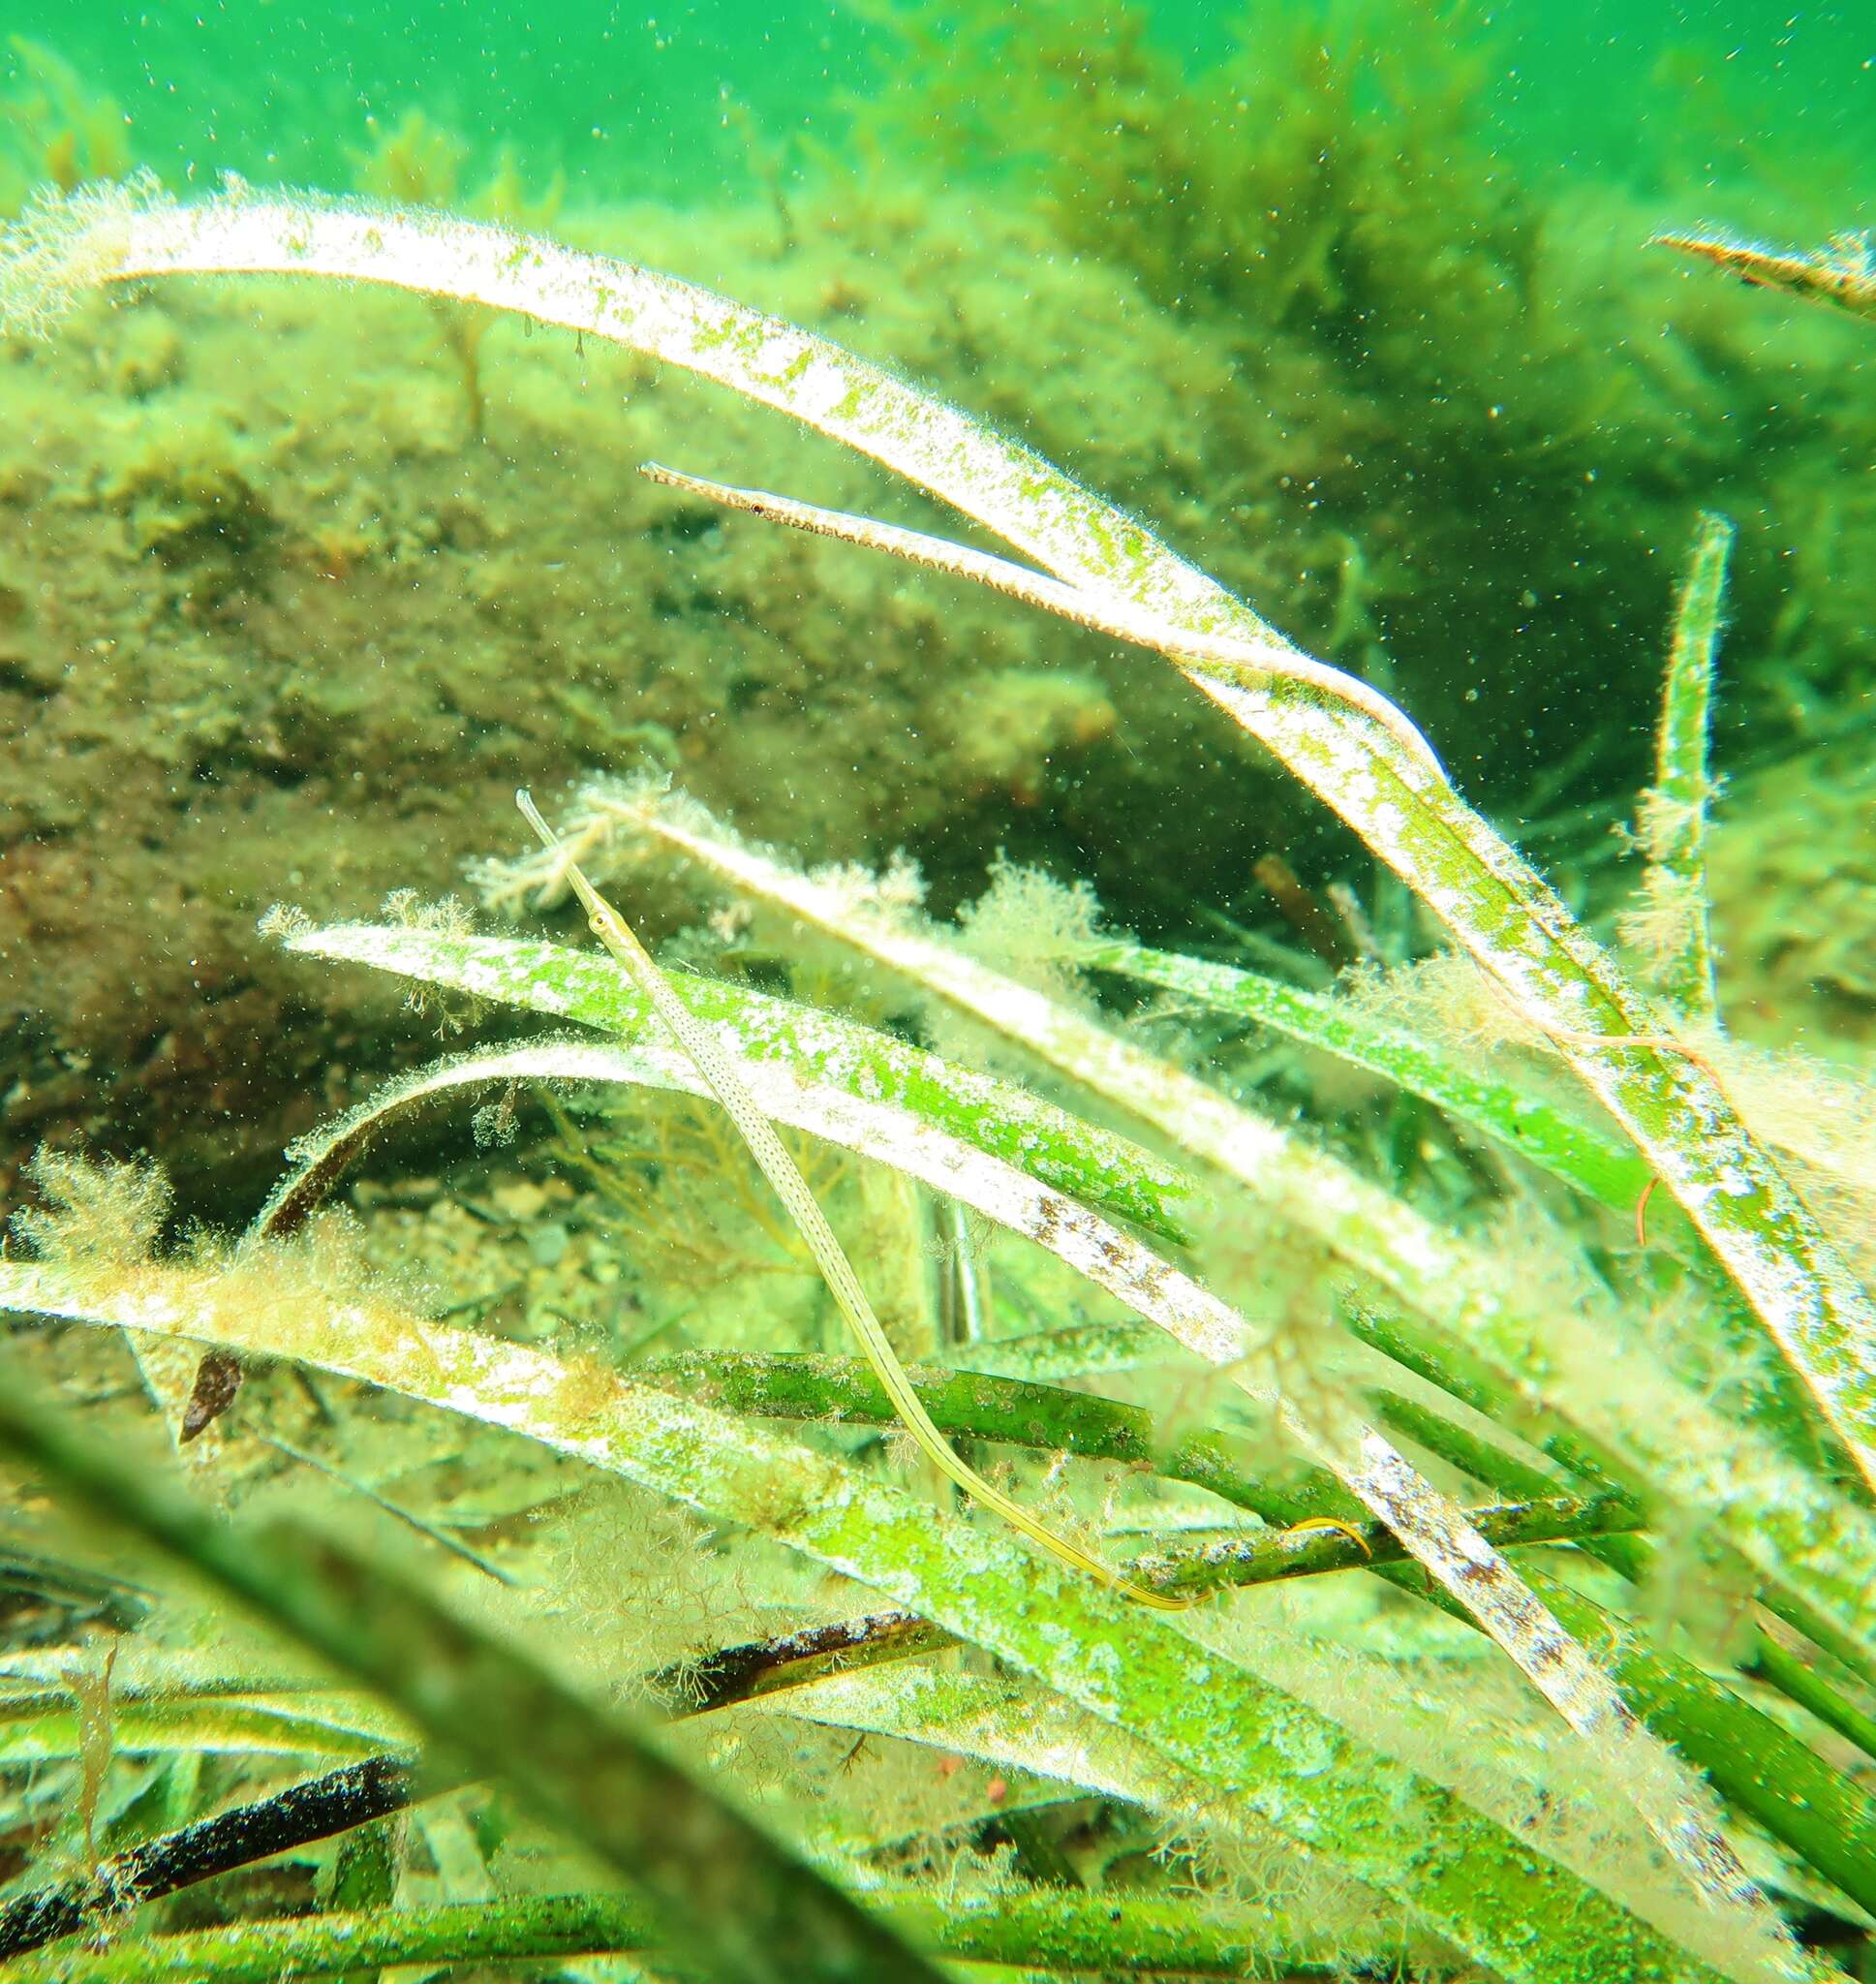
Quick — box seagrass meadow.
[0,4,1874,1981]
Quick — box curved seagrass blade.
[0,1371,952,1984]
[0,1269,1787,1984]
[260,918,1804,1945]
[262,920,1197,1248]
[0,178,1869,1497]
[1654,227,1876,326]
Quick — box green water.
[7,4,1874,204]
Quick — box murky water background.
[8,4,1873,203]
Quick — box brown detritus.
[547,1349,627,1430]
[179,1348,243,1442]
[1253,853,1351,971]
[647,1609,942,1716]
[0,1754,416,1962]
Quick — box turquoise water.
[8,4,1874,206]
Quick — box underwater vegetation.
[0,40,128,215]
[853,0,1876,760]
[2,5,1874,1207]
[0,114,1871,1980]
[0,69,1147,1203]
[0,5,1873,1979]
[1656,227,1876,328]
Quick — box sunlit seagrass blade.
[1078,936,1651,1209]
[1655,228,1876,326]
[1621,512,1735,1026]
[475,779,1876,1688]
[512,790,1198,1613]
[639,460,1446,778]
[248,1018,1255,1378]
[7,183,1874,1505]
[496,800,1787,1945]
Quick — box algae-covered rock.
[2,12,1873,1205]
[1709,745,1876,1050]
[101,406,277,578]
[0,194,1212,1205]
